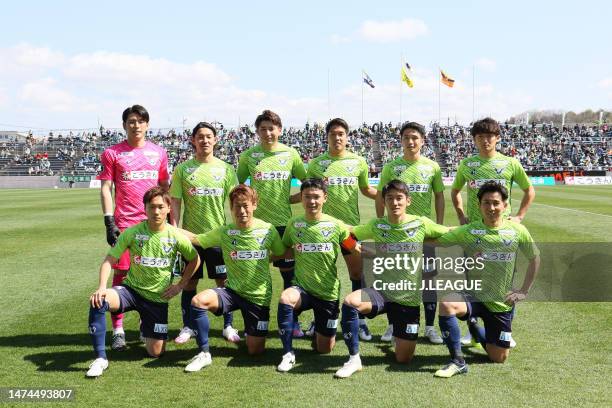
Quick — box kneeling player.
[86,186,200,377]
[335,180,449,378]
[433,182,540,378]
[276,178,358,372]
[180,185,286,372]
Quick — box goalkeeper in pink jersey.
[98,105,170,351]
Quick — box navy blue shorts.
[113,285,168,340]
[458,293,514,349]
[213,287,270,337]
[362,288,420,341]
[182,246,226,280]
[292,286,339,337]
[273,226,295,269]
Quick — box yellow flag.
[401,67,414,88]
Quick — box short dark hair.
[477,181,508,202]
[471,117,500,137]
[255,110,282,129]
[382,179,410,198]
[192,121,217,137]
[229,184,258,206]
[300,178,328,194]
[399,121,426,138]
[122,105,149,123]
[325,118,349,135]
[143,186,171,207]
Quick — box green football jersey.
[282,214,350,301]
[353,215,448,306]
[109,222,197,303]
[452,153,531,222]
[169,157,238,234]
[437,219,539,312]
[237,144,307,227]
[378,156,444,219]
[307,152,370,225]
[196,218,285,306]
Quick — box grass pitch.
[0,186,611,407]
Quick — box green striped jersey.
[353,215,448,306]
[196,218,285,306]
[307,152,370,225]
[378,156,444,219]
[452,153,531,222]
[169,157,238,233]
[438,219,539,312]
[109,222,197,303]
[282,214,350,301]
[237,143,307,227]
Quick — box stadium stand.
[0,123,610,177]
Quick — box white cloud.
[359,18,428,43]
[475,57,497,72]
[598,78,612,88]
[0,43,539,131]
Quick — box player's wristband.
[340,233,358,251]
[104,215,116,227]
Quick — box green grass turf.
[0,186,611,407]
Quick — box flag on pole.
[401,66,414,88]
[363,71,375,88]
[440,69,455,88]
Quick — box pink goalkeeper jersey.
[98,140,169,228]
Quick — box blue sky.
[0,0,610,132]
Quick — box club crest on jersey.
[231,239,237,246]
[319,160,331,170]
[394,165,407,176]
[320,229,333,238]
[144,150,160,166]
[492,160,509,175]
[498,229,517,246]
[278,158,288,166]
[405,229,417,238]
[417,164,433,180]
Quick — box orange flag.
[440,69,455,88]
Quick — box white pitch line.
[532,202,612,219]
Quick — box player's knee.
[438,301,455,316]
[343,292,361,309]
[489,352,508,364]
[191,292,211,309]
[146,344,165,358]
[279,289,298,307]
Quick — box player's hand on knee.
[91,288,108,308]
[162,284,182,300]
[504,289,527,305]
